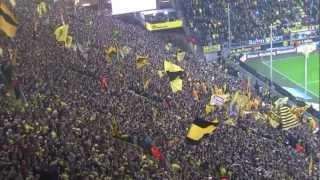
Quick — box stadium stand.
[0,0,319,179]
[180,0,320,46]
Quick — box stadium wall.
[239,46,297,62]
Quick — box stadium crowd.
[0,0,320,179]
[180,0,320,45]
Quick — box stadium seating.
[180,0,320,46]
[0,0,318,179]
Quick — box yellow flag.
[37,2,47,17]
[205,104,214,114]
[65,35,73,48]
[309,155,313,176]
[176,51,186,61]
[24,123,34,133]
[105,46,117,59]
[136,56,149,69]
[223,83,227,93]
[186,120,217,143]
[0,2,18,38]
[279,106,299,130]
[224,118,236,126]
[143,77,150,90]
[0,47,3,57]
[164,60,183,72]
[239,94,250,110]
[229,91,238,105]
[171,163,181,171]
[309,117,319,133]
[268,111,280,128]
[54,24,69,42]
[170,78,182,93]
[111,117,120,137]
[164,61,184,93]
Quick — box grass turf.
[246,51,319,100]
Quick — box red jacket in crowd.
[100,75,108,91]
[151,145,164,161]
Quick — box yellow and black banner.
[186,118,218,145]
[164,60,184,93]
[279,106,299,130]
[203,44,221,53]
[0,2,18,38]
[145,20,183,31]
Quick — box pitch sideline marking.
[261,61,319,98]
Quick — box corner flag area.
[247,51,319,102]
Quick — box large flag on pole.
[0,2,18,38]
[186,117,218,145]
[164,60,184,93]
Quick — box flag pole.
[305,53,308,94]
[270,24,273,85]
[227,3,231,49]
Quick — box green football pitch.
[246,51,319,101]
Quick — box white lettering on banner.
[210,95,225,106]
[265,36,283,43]
[247,54,259,58]
[290,30,316,40]
[249,39,265,45]
[276,48,296,55]
[259,52,276,57]
[248,36,283,45]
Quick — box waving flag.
[136,56,149,69]
[37,2,48,17]
[176,50,186,61]
[143,77,150,90]
[0,2,18,38]
[65,35,73,48]
[164,60,184,93]
[0,47,3,57]
[186,117,218,145]
[279,106,299,130]
[54,24,69,42]
[105,46,117,60]
[205,104,214,114]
